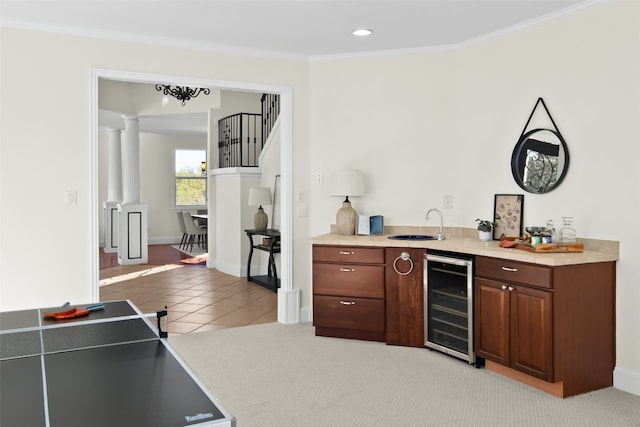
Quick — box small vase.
[478,230,492,241]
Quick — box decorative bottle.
[559,217,577,243]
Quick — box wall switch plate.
[444,195,453,209]
[65,190,77,206]
[314,174,322,185]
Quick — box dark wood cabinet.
[475,256,615,397]
[475,277,552,380]
[312,245,385,341]
[385,247,424,347]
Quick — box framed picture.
[493,194,524,240]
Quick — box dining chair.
[176,211,188,249]
[182,212,207,252]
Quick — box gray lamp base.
[336,201,357,235]
[254,207,268,231]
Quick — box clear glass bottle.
[559,217,577,243]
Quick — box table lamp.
[248,187,272,231]
[331,170,365,235]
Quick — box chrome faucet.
[426,208,445,240]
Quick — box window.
[175,149,207,207]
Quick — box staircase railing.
[218,93,280,168]
[261,93,280,148]
[218,113,262,168]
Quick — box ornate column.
[117,115,148,265]
[102,128,123,253]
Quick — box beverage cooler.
[424,250,476,364]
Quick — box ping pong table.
[0,300,235,427]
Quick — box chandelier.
[155,84,211,106]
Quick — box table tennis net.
[1,317,158,361]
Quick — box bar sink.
[387,235,436,241]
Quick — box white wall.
[0,27,310,312]
[211,171,263,276]
[309,0,639,393]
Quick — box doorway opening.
[90,69,293,322]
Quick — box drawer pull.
[339,251,355,255]
[339,267,355,272]
[501,266,518,272]
[501,285,508,290]
[340,301,356,305]
[508,286,514,291]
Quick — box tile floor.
[99,247,277,335]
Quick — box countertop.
[311,226,619,267]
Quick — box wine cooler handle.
[393,252,414,276]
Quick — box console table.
[245,229,281,292]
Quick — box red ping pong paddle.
[43,307,90,319]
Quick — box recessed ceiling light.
[352,29,373,37]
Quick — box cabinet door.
[385,248,424,347]
[510,285,553,381]
[475,277,510,365]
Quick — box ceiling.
[1,0,591,58]
[2,0,592,134]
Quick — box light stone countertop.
[311,226,619,267]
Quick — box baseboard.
[300,306,312,323]
[100,237,181,248]
[214,259,244,277]
[277,288,300,324]
[614,366,640,396]
[149,237,181,245]
[485,360,564,397]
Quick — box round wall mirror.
[511,128,569,194]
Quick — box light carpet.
[169,322,640,427]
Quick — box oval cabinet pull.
[501,266,518,272]
[501,285,508,290]
[508,286,514,291]
[340,301,355,305]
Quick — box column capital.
[122,114,139,122]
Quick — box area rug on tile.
[180,256,207,265]
[171,244,207,257]
[170,323,640,427]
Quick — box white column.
[122,115,141,204]
[107,128,123,202]
[117,115,148,265]
[103,128,123,253]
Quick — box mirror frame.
[510,128,570,194]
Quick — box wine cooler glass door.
[424,252,474,364]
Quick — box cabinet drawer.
[476,256,552,289]
[313,263,384,298]
[313,245,384,264]
[313,295,385,333]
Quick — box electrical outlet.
[314,174,323,184]
[444,195,453,209]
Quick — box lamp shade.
[331,170,365,197]
[248,187,272,207]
